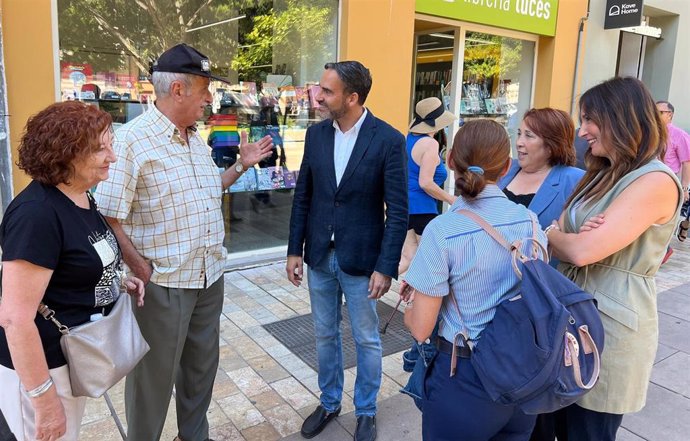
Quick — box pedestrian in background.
[286,61,407,441]
[656,100,690,204]
[396,97,455,401]
[95,44,273,441]
[398,96,456,276]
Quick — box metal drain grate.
[263,301,411,371]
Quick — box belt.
[435,337,471,359]
[328,240,336,249]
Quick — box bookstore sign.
[415,0,559,36]
[604,1,643,29]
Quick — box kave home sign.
[604,0,643,29]
[416,0,559,36]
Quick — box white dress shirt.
[333,109,368,186]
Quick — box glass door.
[413,31,454,105]
[411,29,460,156]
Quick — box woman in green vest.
[544,76,682,441]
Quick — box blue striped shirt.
[405,185,548,342]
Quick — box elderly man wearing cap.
[286,61,407,441]
[95,43,273,441]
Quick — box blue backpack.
[453,210,605,415]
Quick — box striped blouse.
[405,185,547,342]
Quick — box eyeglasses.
[659,110,673,114]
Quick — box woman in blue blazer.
[498,108,584,234]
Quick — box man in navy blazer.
[286,61,407,441]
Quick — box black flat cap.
[151,43,231,83]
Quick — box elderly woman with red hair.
[0,102,144,441]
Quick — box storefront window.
[58,0,339,255]
[413,29,535,150]
[459,31,535,145]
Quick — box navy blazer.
[287,111,408,278]
[498,161,585,229]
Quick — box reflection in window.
[58,0,339,254]
[460,31,534,146]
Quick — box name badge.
[92,238,116,267]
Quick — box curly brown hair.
[17,101,112,185]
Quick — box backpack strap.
[442,209,548,377]
[456,209,548,277]
[447,291,472,377]
[457,209,513,252]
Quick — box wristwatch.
[234,160,246,174]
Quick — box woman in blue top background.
[498,108,584,231]
[398,97,457,276]
[404,119,547,440]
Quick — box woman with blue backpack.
[403,119,548,440]
[544,76,683,441]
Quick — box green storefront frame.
[416,0,559,36]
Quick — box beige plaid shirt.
[95,105,226,289]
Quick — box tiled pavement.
[79,236,690,440]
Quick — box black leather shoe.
[354,415,376,441]
[300,405,341,439]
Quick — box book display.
[229,166,297,193]
[414,61,452,103]
[413,29,534,157]
[457,31,530,129]
[228,168,259,193]
[212,74,316,196]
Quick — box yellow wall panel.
[340,0,416,133]
[2,0,55,194]
[534,0,589,112]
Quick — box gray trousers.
[125,278,224,441]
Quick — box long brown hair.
[566,77,666,205]
[449,119,510,198]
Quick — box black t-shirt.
[0,181,122,369]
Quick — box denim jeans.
[307,250,382,417]
[400,323,439,410]
[402,322,440,373]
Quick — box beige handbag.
[39,292,149,398]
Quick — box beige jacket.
[559,160,681,414]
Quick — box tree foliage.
[463,32,522,82]
[231,0,335,83]
[58,0,335,80]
